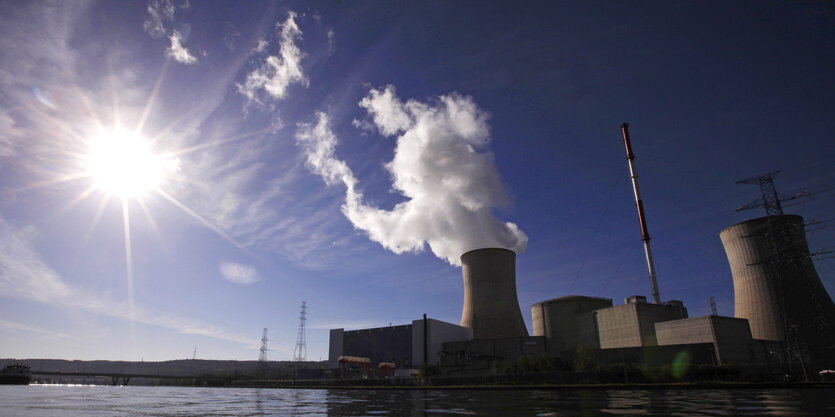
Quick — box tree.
[573,345,598,372]
[418,363,440,385]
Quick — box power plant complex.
[328,126,834,380]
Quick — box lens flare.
[671,350,691,379]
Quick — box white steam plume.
[296,86,526,266]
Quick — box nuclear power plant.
[328,126,834,381]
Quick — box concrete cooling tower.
[720,215,835,365]
[460,248,529,339]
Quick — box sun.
[84,128,176,198]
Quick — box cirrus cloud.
[143,0,198,65]
[167,30,198,64]
[238,12,308,104]
[219,261,260,284]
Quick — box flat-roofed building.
[655,315,754,363]
[594,296,688,349]
[328,317,472,370]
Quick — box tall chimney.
[460,248,528,339]
[621,123,662,304]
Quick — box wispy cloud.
[143,0,175,38]
[0,110,22,159]
[0,216,252,345]
[326,29,335,54]
[296,86,527,266]
[219,261,259,284]
[0,1,105,185]
[254,39,269,53]
[166,30,198,64]
[0,319,75,341]
[238,11,308,104]
[223,22,241,51]
[144,0,197,65]
[177,129,360,269]
[0,1,354,276]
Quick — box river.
[1,385,834,416]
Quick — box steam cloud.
[296,86,527,266]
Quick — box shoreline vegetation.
[10,357,833,389]
[227,381,835,390]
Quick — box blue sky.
[1,0,833,362]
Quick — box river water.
[1,385,834,416]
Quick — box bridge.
[30,370,190,386]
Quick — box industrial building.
[328,247,532,375]
[327,317,472,370]
[531,295,612,352]
[720,214,835,368]
[655,315,754,364]
[441,336,548,368]
[593,296,688,349]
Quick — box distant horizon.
[3,357,325,364]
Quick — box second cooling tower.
[460,248,529,339]
[720,214,835,365]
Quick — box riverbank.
[231,380,835,390]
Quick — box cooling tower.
[460,248,529,339]
[720,215,835,353]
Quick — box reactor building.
[720,214,835,367]
[531,295,612,353]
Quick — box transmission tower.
[258,328,269,376]
[736,171,811,215]
[294,301,307,362]
[709,297,718,316]
[736,171,827,380]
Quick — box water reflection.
[322,388,796,416]
[0,385,832,416]
[323,388,829,417]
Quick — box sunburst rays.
[18,65,260,330]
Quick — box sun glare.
[85,128,175,198]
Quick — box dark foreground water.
[1,385,834,416]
